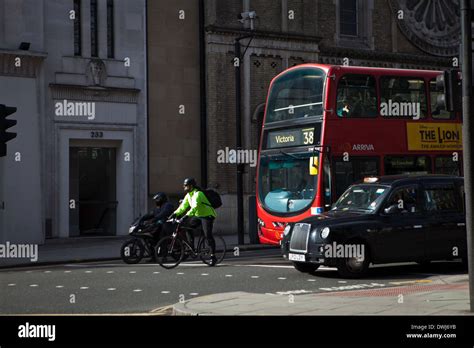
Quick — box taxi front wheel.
[293,262,320,273]
[336,244,370,278]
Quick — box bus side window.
[380,76,427,118]
[434,155,460,175]
[333,157,379,199]
[429,79,453,120]
[336,74,377,118]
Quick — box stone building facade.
[0,0,147,244]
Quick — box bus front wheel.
[293,262,319,273]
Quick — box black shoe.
[209,255,217,267]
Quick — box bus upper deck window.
[336,74,377,118]
[380,76,427,119]
[430,79,454,120]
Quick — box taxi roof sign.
[363,177,379,183]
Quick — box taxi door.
[374,184,426,263]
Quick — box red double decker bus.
[256,64,463,245]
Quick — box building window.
[107,0,114,58]
[74,0,81,56]
[340,0,358,36]
[336,0,373,49]
[90,0,98,57]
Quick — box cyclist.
[170,178,218,266]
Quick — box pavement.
[172,273,473,316]
[0,233,276,268]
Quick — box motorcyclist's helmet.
[153,192,168,205]
[183,178,197,187]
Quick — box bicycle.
[155,218,227,269]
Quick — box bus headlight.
[320,227,330,239]
[283,224,291,236]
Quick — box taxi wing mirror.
[384,205,400,215]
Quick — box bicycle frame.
[168,220,205,257]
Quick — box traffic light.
[0,104,18,157]
[436,69,462,113]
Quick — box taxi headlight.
[320,227,330,239]
[129,226,135,234]
[283,224,291,236]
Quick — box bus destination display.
[266,127,318,149]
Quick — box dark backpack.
[201,189,222,209]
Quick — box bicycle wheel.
[155,236,184,269]
[198,235,226,265]
[120,238,145,264]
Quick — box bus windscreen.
[265,68,325,123]
[258,153,318,214]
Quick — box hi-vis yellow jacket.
[174,189,217,218]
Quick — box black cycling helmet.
[183,178,197,187]
[153,192,168,205]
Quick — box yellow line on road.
[389,279,433,285]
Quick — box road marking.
[44,271,52,273]
[177,272,184,275]
[56,285,64,288]
[129,271,137,274]
[278,277,287,280]
[26,271,33,273]
[161,291,170,294]
[307,279,316,282]
[106,271,114,274]
[338,281,347,283]
[251,276,259,279]
[64,271,72,273]
[80,287,89,290]
[190,293,199,296]
[235,264,294,269]
[201,273,209,276]
[133,289,142,292]
[277,289,313,295]
[389,279,433,285]
[225,274,233,277]
[153,272,160,274]
[29,284,38,287]
[107,288,116,291]
[85,271,93,273]
[8,283,16,286]
[319,283,386,292]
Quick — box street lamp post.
[460,0,474,312]
[234,34,253,246]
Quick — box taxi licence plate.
[288,253,305,262]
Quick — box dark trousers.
[183,216,216,255]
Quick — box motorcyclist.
[169,178,218,266]
[142,192,175,242]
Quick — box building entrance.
[69,147,117,236]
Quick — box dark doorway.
[69,147,117,236]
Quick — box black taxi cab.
[281,175,466,278]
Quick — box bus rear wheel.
[293,262,319,273]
